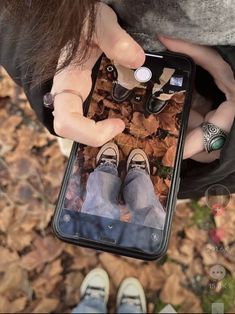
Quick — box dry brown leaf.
[138,264,166,291]
[8,181,37,204]
[130,112,159,137]
[64,272,84,306]
[20,236,64,271]
[0,116,22,134]
[20,250,41,271]
[141,138,167,157]
[185,226,208,251]
[0,295,28,313]
[160,266,202,312]
[70,254,99,271]
[179,291,202,313]
[6,154,39,180]
[103,98,119,110]
[7,228,34,252]
[0,247,19,271]
[172,91,186,104]
[0,263,31,297]
[0,203,14,233]
[12,297,28,313]
[185,257,204,279]
[0,67,16,97]
[35,235,64,260]
[32,298,59,313]
[160,273,186,304]
[162,145,176,167]
[168,237,194,265]
[115,133,137,156]
[33,275,63,299]
[99,253,138,287]
[15,125,36,152]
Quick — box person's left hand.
[158,35,235,162]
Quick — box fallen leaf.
[0,263,31,297]
[0,203,14,233]
[162,145,176,167]
[0,247,19,271]
[99,253,138,287]
[32,298,59,313]
[64,272,84,306]
[20,236,64,271]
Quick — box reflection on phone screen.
[59,54,189,256]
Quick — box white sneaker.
[127,149,150,175]
[80,268,110,304]
[96,142,119,168]
[117,277,146,313]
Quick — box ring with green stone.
[201,122,227,153]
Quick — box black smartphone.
[52,51,195,260]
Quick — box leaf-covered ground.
[0,67,235,313]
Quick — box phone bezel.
[52,51,195,260]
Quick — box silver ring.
[201,122,227,153]
[43,89,84,109]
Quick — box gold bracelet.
[43,89,84,109]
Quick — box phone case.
[52,51,195,260]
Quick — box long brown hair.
[1,0,97,88]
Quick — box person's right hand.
[51,2,145,147]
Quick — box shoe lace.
[99,154,117,167]
[120,294,142,310]
[83,285,105,301]
[130,160,146,171]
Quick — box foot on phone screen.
[126,149,150,175]
[96,142,119,168]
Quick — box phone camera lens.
[106,65,114,72]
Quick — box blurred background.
[0,66,235,313]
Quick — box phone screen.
[55,52,193,258]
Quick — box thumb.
[158,35,235,98]
[95,3,146,69]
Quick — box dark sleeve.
[0,18,57,135]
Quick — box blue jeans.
[81,164,166,229]
[72,297,143,313]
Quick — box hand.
[51,3,145,147]
[158,35,235,161]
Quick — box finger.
[95,3,145,68]
[52,54,126,145]
[183,127,204,159]
[187,109,204,133]
[190,150,220,163]
[158,35,235,99]
[51,45,102,102]
[54,109,125,147]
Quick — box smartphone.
[52,51,195,260]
